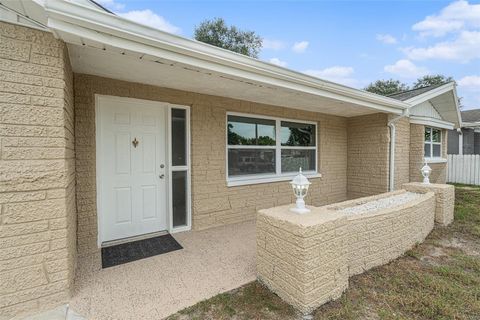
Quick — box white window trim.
[424,126,445,163]
[226,112,320,187]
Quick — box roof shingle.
[387,84,445,101]
[461,109,480,123]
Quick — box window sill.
[424,158,447,164]
[227,173,322,187]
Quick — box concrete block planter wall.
[256,184,454,314]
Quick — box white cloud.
[458,75,480,89]
[303,66,359,87]
[292,41,309,53]
[376,34,398,44]
[412,0,480,37]
[384,59,428,78]
[269,58,288,67]
[263,39,286,51]
[95,0,125,11]
[118,10,181,34]
[457,76,480,109]
[403,31,480,62]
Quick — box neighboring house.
[0,0,461,317]
[448,109,480,155]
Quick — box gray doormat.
[101,234,183,268]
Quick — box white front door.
[98,96,167,243]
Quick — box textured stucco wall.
[0,22,76,317]
[392,117,410,190]
[74,74,349,257]
[347,113,390,199]
[409,124,447,183]
[257,189,436,314]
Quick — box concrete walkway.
[69,221,256,320]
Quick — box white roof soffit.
[405,82,462,128]
[43,0,408,116]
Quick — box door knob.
[159,174,165,179]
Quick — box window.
[171,108,189,228]
[227,113,317,184]
[424,127,442,158]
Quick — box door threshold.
[102,230,169,248]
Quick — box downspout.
[388,109,410,192]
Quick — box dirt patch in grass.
[167,186,480,320]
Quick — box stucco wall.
[409,124,447,183]
[0,23,76,317]
[257,189,436,314]
[392,117,411,190]
[347,113,390,198]
[74,74,349,256]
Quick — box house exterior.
[0,0,462,317]
[448,109,480,155]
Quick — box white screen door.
[98,96,167,243]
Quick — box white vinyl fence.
[447,154,480,185]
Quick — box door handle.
[159,174,165,179]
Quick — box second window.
[227,114,317,181]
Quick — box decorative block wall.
[0,22,76,318]
[257,189,438,314]
[404,182,455,226]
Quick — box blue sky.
[98,0,479,110]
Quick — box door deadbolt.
[160,164,165,168]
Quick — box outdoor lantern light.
[421,162,432,184]
[290,168,311,214]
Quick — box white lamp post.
[290,168,311,214]
[421,162,432,184]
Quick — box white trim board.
[410,116,454,130]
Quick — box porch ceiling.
[67,44,383,117]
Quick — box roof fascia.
[410,116,455,130]
[404,82,455,106]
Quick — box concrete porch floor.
[69,221,256,320]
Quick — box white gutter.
[388,109,410,191]
[42,0,409,114]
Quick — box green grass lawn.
[168,185,480,320]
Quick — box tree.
[413,74,453,88]
[194,18,262,58]
[364,79,409,96]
